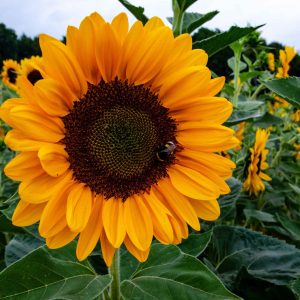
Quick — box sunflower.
[267,52,275,72]
[234,122,245,150]
[243,129,271,195]
[17,56,44,95]
[276,46,296,78]
[292,109,300,122]
[0,13,237,266]
[1,59,20,91]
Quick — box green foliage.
[0,242,112,299]
[182,11,219,33]
[193,25,263,57]
[263,77,300,108]
[118,0,148,24]
[120,244,241,300]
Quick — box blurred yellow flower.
[17,56,44,95]
[292,109,300,122]
[276,46,297,78]
[243,129,271,195]
[267,53,275,72]
[1,59,20,91]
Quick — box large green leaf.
[244,209,276,223]
[263,77,300,108]
[121,244,241,300]
[211,226,300,288]
[276,214,300,242]
[179,231,212,257]
[0,212,24,234]
[218,177,242,221]
[225,100,264,125]
[182,11,219,33]
[252,112,283,128]
[0,242,112,299]
[118,0,148,24]
[193,25,263,57]
[291,278,300,299]
[5,235,44,266]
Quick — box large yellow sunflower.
[243,129,271,195]
[17,56,44,96]
[1,59,20,91]
[0,13,238,266]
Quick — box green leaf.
[121,244,241,300]
[252,112,283,128]
[5,235,44,266]
[227,57,247,72]
[276,214,300,242]
[175,0,198,11]
[0,212,24,234]
[179,231,212,256]
[289,184,300,195]
[239,71,266,82]
[118,0,148,24]
[279,162,300,175]
[218,178,242,221]
[263,77,300,108]
[225,100,264,125]
[0,242,112,299]
[210,226,300,288]
[244,209,276,223]
[182,11,219,33]
[291,278,300,299]
[193,25,263,57]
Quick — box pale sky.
[0,0,299,50]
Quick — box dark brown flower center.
[63,79,178,200]
[27,69,43,85]
[7,68,17,84]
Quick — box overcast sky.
[0,0,299,50]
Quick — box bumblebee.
[156,141,176,162]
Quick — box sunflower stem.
[231,41,243,108]
[172,0,184,36]
[109,248,120,300]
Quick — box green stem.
[251,83,265,100]
[172,0,184,36]
[233,48,242,108]
[109,248,120,300]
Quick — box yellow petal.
[77,196,104,261]
[20,171,72,204]
[156,179,200,230]
[39,34,87,97]
[100,231,116,267]
[143,191,174,244]
[111,13,129,44]
[124,195,153,251]
[66,183,93,232]
[124,235,150,262]
[8,105,64,143]
[168,165,219,200]
[5,130,50,152]
[34,79,75,117]
[95,23,121,82]
[39,183,72,237]
[38,143,70,177]
[102,198,126,248]
[4,152,44,181]
[46,226,77,249]
[189,198,220,221]
[12,201,46,227]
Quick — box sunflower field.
[0,0,299,299]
